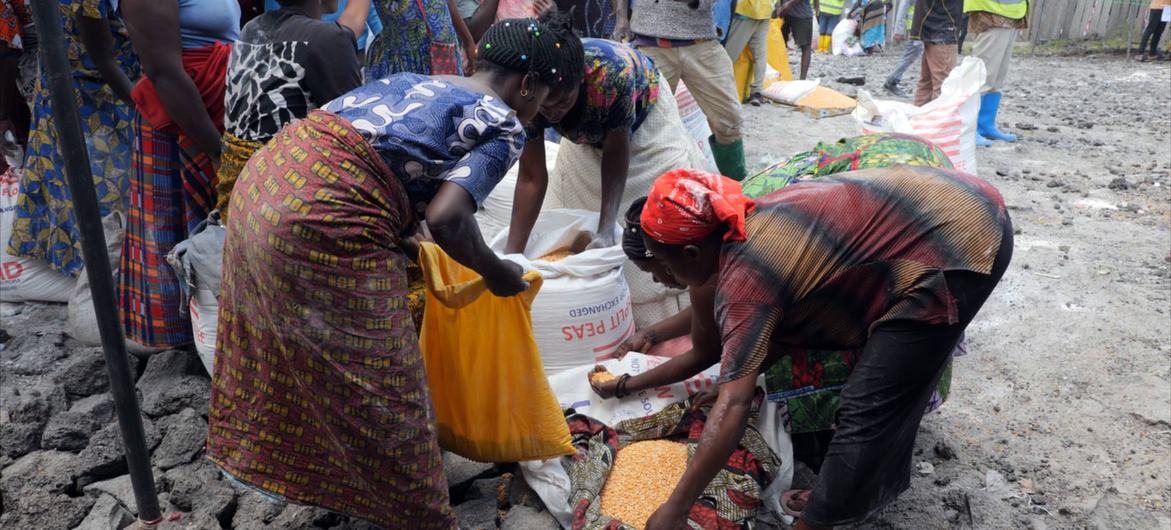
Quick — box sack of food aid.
[489,209,634,376]
[165,211,226,374]
[0,168,76,304]
[416,242,575,463]
[852,56,986,175]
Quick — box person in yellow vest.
[724,0,776,105]
[815,0,845,52]
[964,0,1027,145]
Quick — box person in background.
[507,37,704,327]
[215,0,369,219]
[815,0,845,53]
[1137,0,1169,61]
[776,0,813,80]
[366,0,477,78]
[852,0,887,53]
[119,0,239,348]
[556,0,617,38]
[603,167,1011,530]
[910,0,961,106]
[882,0,920,97]
[723,0,774,104]
[614,0,747,180]
[239,0,266,24]
[265,0,383,52]
[0,0,34,171]
[206,18,584,528]
[7,0,139,277]
[964,0,1026,145]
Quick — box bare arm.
[428,181,528,296]
[121,0,222,164]
[335,0,372,40]
[465,0,501,41]
[448,0,478,74]
[504,137,548,255]
[77,15,135,106]
[590,128,631,248]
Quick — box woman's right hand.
[615,329,657,357]
[589,366,620,399]
[483,259,529,297]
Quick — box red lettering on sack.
[0,261,23,281]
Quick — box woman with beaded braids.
[504,25,708,327]
[204,17,584,529]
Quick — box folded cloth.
[132,42,232,133]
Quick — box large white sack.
[0,168,76,303]
[475,140,560,242]
[852,56,986,175]
[490,209,634,375]
[166,212,225,375]
[67,211,161,356]
[832,18,865,56]
[521,353,794,528]
[675,82,719,173]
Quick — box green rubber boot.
[709,135,747,181]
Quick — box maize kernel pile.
[589,369,616,384]
[538,248,575,262]
[599,440,689,529]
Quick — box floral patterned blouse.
[529,38,659,148]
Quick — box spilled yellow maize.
[599,440,689,529]
[589,369,616,384]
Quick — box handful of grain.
[589,368,616,384]
[599,440,689,529]
[537,248,576,262]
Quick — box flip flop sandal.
[781,489,813,518]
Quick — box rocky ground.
[1,49,1169,530]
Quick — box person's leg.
[639,46,683,92]
[1150,15,1167,56]
[1139,9,1158,57]
[913,44,936,107]
[748,19,770,94]
[928,42,957,102]
[724,17,754,64]
[886,39,922,94]
[677,40,746,179]
[976,28,1018,142]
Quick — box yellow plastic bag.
[417,242,575,462]
[735,19,794,101]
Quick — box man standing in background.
[816,0,845,52]
[965,0,1027,144]
[883,0,921,97]
[615,0,748,180]
[724,0,776,105]
[911,0,963,106]
[775,0,813,79]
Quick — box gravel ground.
[1,48,1168,530]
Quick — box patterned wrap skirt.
[213,131,264,222]
[206,110,455,528]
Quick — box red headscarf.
[640,169,756,245]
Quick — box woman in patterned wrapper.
[594,167,1012,530]
[505,36,708,329]
[204,17,585,528]
[215,0,372,220]
[6,0,139,278]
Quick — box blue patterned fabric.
[365,0,461,78]
[8,0,139,277]
[322,74,525,206]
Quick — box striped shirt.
[715,166,1008,383]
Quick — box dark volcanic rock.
[68,393,116,424]
[4,382,68,425]
[0,490,93,530]
[232,490,286,530]
[74,493,135,530]
[137,349,211,417]
[154,408,208,470]
[0,421,42,458]
[53,347,140,401]
[41,411,102,452]
[165,459,237,524]
[77,417,161,480]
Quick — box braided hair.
[477,15,585,90]
[623,197,654,261]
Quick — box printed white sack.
[675,82,719,173]
[67,211,162,356]
[475,141,561,242]
[761,79,821,105]
[490,209,634,375]
[832,18,865,56]
[0,168,76,303]
[521,353,794,528]
[166,212,225,375]
[852,56,986,175]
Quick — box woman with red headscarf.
[594,166,1013,529]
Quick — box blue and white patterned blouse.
[323,73,525,206]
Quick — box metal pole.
[26,0,161,525]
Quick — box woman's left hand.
[645,501,690,530]
[586,233,616,250]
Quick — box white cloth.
[545,74,704,327]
